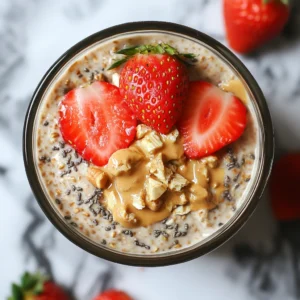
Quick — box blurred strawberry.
[270,153,300,221]
[8,272,69,300]
[93,289,132,300]
[223,0,290,53]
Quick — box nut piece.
[146,198,164,211]
[112,73,120,87]
[198,209,209,225]
[200,156,218,168]
[173,205,191,216]
[172,193,189,206]
[136,124,151,139]
[106,190,118,211]
[139,131,163,154]
[118,206,137,224]
[107,147,143,176]
[132,190,146,210]
[149,153,174,185]
[87,166,109,189]
[163,128,179,142]
[146,177,167,201]
[169,173,189,192]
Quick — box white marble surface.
[1,0,300,299]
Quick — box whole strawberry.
[8,272,69,300]
[109,44,194,134]
[224,0,290,54]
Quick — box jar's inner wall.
[33,31,262,258]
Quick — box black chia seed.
[165,224,174,229]
[233,173,240,182]
[223,190,233,201]
[250,153,255,160]
[43,120,49,126]
[78,73,83,78]
[162,231,169,238]
[101,239,107,245]
[174,231,182,238]
[122,230,133,237]
[64,215,71,220]
[60,170,71,177]
[245,177,251,182]
[55,198,61,205]
[105,226,111,231]
[153,230,161,238]
[234,183,240,190]
[218,222,224,226]
[74,152,79,158]
[59,141,65,148]
[52,146,60,151]
[71,185,76,192]
[162,219,167,224]
[70,222,77,227]
[224,175,231,188]
[77,187,83,191]
[84,67,90,72]
[93,219,99,226]
[184,223,189,231]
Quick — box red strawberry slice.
[59,81,136,166]
[119,53,189,134]
[178,81,247,158]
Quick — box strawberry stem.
[108,43,197,70]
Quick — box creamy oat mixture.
[35,33,259,254]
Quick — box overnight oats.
[24,23,273,264]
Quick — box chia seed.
[224,175,230,188]
[245,177,251,182]
[105,226,111,231]
[64,215,71,220]
[122,230,133,237]
[184,223,189,231]
[84,67,90,72]
[154,230,161,238]
[52,146,60,151]
[55,198,61,205]
[234,183,240,190]
[60,170,71,177]
[58,141,65,148]
[223,190,233,201]
[162,231,169,238]
[77,187,83,191]
[93,219,99,226]
[233,173,240,182]
[71,185,76,191]
[101,239,107,245]
[43,120,49,126]
[250,153,255,160]
[70,222,77,227]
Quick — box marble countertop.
[1,0,300,299]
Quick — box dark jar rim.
[23,21,274,267]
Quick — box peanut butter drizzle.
[221,80,247,104]
[97,129,225,228]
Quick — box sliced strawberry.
[270,153,300,221]
[178,81,247,158]
[59,81,136,166]
[93,289,132,300]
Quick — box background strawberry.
[224,0,290,54]
[93,289,132,300]
[59,81,136,166]
[109,44,195,134]
[178,81,247,158]
[8,272,69,300]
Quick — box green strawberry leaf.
[108,43,196,70]
[11,283,23,300]
[21,272,38,290]
[107,58,128,70]
[33,279,45,295]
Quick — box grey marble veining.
[1,0,300,299]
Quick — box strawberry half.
[178,81,247,158]
[59,81,136,166]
